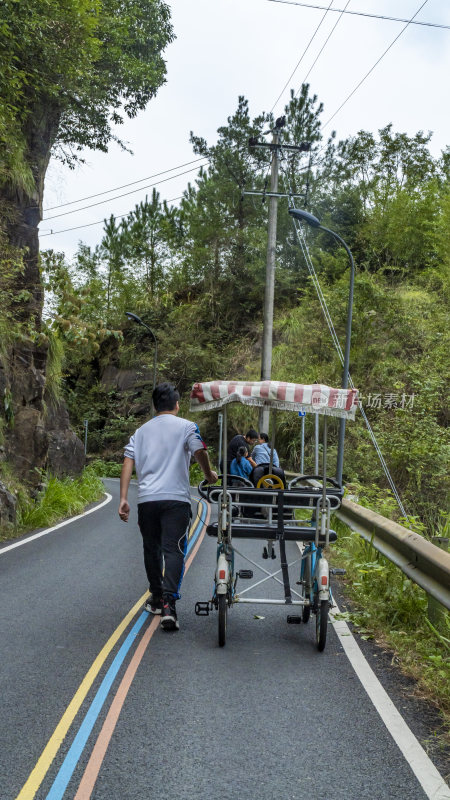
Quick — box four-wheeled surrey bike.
[191,379,358,651]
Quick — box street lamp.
[288,208,355,485]
[125,311,158,396]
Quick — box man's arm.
[118,457,134,522]
[194,448,218,483]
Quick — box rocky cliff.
[0,338,85,526]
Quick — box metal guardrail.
[284,473,450,611]
[335,498,450,611]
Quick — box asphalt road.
[0,479,447,800]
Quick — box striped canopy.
[190,380,358,420]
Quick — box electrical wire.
[39,196,183,237]
[270,0,335,114]
[301,0,350,86]
[42,162,209,221]
[43,157,208,211]
[266,0,449,31]
[322,0,430,130]
[41,142,266,236]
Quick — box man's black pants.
[137,500,191,601]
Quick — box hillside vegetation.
[39,89,449,535]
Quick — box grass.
[330,516,450,739]
[0,466,104,540]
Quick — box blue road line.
[45,612,148,800]
[188,498,208,551]
[45,497,208,800]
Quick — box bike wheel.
[316,599,328,651]
[302,552,311,624]
[218,594,227,647]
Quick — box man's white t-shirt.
[124,414,206,505]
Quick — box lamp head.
[289,208,321,228]
[125,311,143,325]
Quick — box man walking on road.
[119,383,217,631]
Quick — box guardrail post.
[427,536,449,631]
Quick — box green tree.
[122,190,177,299]
[0,0,174,319]
[99,215,129,321]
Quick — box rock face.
[0,340,85,523]
[45,400,85,478]
[101,364,153,393]
[0,480,16,525]
[4,341,48,487]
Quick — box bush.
[88,459,123,478]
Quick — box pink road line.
[74,503,211,800]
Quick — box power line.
[43,157,208,211]
[42,163,208,221]
[41,142,268,236]
[301,0,350,86]
[322,0,430,130]
[270,0,335,113]
[266,0,450,31]
[39,196,184,238]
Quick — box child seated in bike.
[230,446,255,480]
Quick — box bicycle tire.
[316,599,328,651]
[218,594,227,647]
[302,552,311,624]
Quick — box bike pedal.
[287,615,302,624]
[330,568,346,576]
[237,570,253,579]
[195,602,210,616]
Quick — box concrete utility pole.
[245,126,310,434]
[259,128,280,433]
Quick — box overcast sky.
[40,0,450,257]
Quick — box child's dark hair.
[152,382,180,412]
[236,445,248,463]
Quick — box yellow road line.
[74,501,210,799]
[16,500,202,800]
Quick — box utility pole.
[245,122,310,434]
[259,126,280,433]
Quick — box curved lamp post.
[288,208,355,485]
[125,311,158,396]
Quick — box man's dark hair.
[152,382,180,412]
[259,432,269,442]
[246,429,258,440]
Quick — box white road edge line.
[330,605,450,800]
[0,493,113,556]
[295,543,450,799]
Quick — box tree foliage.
[37,87,449,529]
[0,0,174,188]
